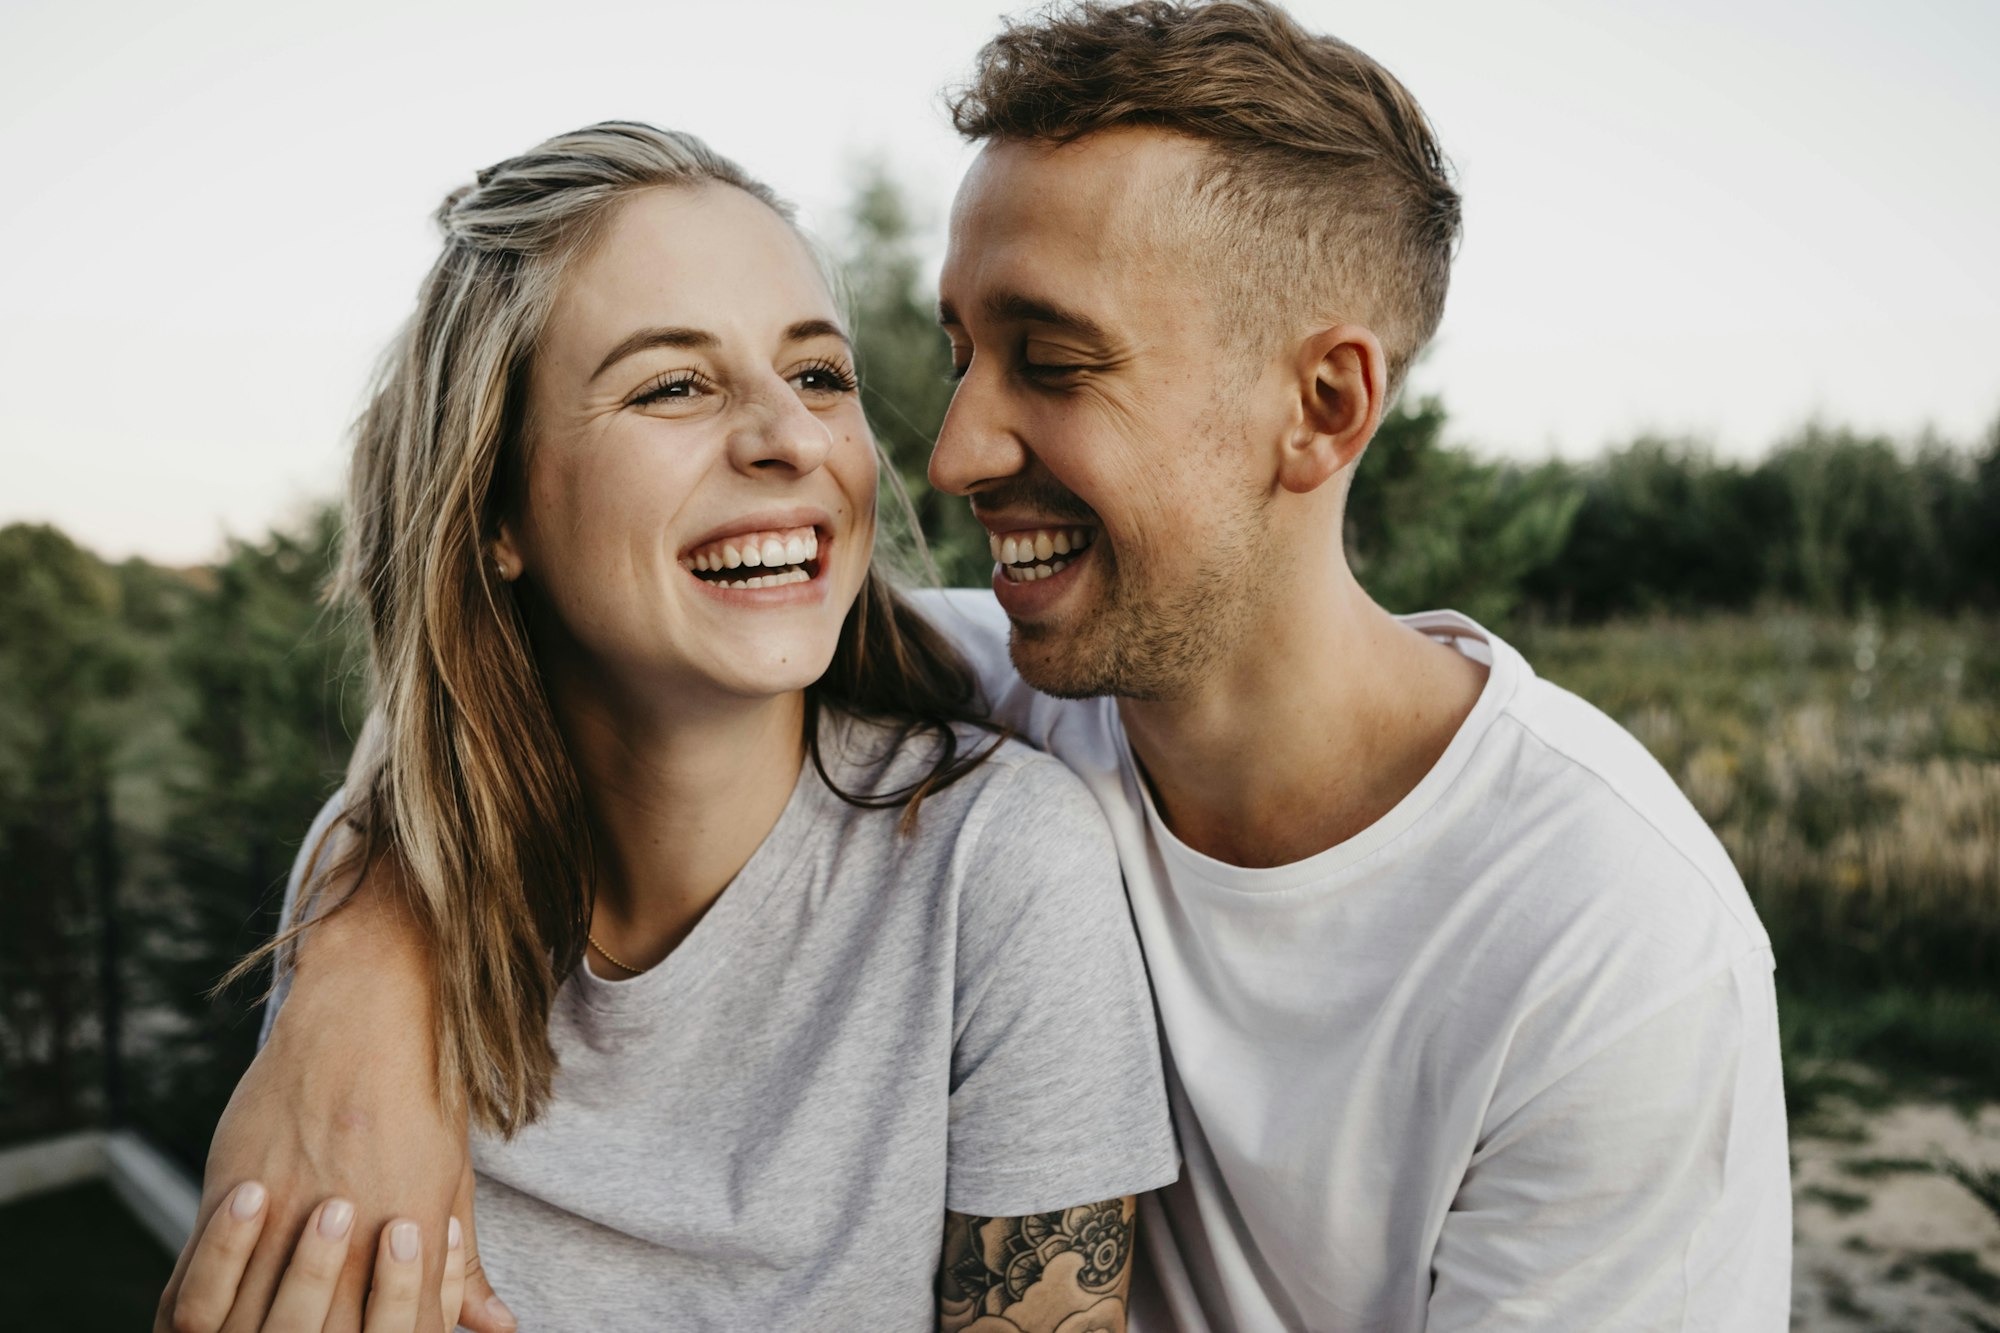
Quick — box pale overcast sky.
[3,0,1995,563]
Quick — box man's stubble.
[1009,407,1278,705]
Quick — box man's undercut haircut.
[949,0,1460,396]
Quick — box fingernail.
[319,1198,354,1239]
[230,1181,266,1219]
[391,1221,419,1263]
[486,1294,517,1330]
[448,1216,463,1250]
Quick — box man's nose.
[729,382,834,477]
[928,363,1028,497]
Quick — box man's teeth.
[988,527,1092,568]
[680,525,819,575]
[1001,559,1069,583]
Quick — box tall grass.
[1513,612,2000,1110]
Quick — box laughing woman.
[156,122,1174,1333]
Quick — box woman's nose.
[727,380,835,476]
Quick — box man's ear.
[1278,324,1388,496]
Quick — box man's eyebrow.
[591,327,717,381]
[936,294,1113,346]
[990,293,1113,344]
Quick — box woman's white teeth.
[681,525,818,574]
[989,527,1092,568]
[709,568,811,590]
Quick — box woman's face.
[498,184,876,707]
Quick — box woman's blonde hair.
[246,122,998,1136]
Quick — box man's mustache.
[969,481,1099,526]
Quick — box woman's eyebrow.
[784,319,852,348]
[591,326,717,381]
[591,321,850,382]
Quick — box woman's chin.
[695,642,841,704]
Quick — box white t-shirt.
[916,590,1792,1333]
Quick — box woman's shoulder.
[821,716,1135,975]
[821,711,1105,834]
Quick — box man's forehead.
[953,129,1204,234]
[943,129,1210,315]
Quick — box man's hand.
[152,870,514,1333]
[155,1181,465,1333]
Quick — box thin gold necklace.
[587,929,646,975]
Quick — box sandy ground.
[1791,1094,2000,1330]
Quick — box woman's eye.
[633,372,706,406]
[792,360,858,396]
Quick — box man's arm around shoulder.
[155,799,513,1333]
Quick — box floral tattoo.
[939,1197,1136,1333]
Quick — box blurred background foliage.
[2,171,1997,1184]
[0,513,362,1166]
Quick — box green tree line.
[2,170,1994,1164]
[1350,409,2000,625]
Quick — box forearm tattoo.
[938,1197,1137,1333]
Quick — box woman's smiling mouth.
[679,523,826,591]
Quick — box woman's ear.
[1278,324,1388,496]
[489,525,524,582]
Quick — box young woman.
[155,122,1174,1333]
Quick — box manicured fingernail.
[486,1294,517,1330]
[230,1181,266,1219]
[319,1198,354,1239]
[391,1221,419,1263]
[448,1216,463,1250]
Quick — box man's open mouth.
[991,526,1095,583]
[679,525,824,590]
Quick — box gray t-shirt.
[269,713,1177,1330]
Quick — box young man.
[159,3,1790,1330]
[911,6,1791,1328]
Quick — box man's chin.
[1006,621,1121,701]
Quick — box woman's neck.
[549,665,809,974]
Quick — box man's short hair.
[949,0,1460,397]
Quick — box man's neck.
[543,656,807,972]
[1117,566,1487,870]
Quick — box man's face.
[932,128,1283,701]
